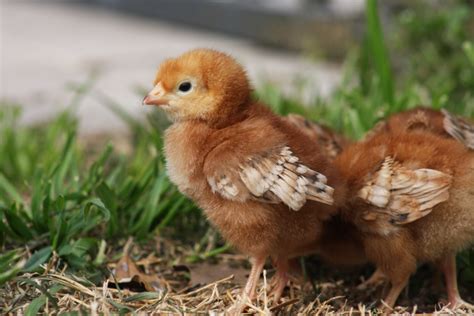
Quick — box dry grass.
[2,238,473,315]
[1,270,373,315]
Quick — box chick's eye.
[178,81,192,93]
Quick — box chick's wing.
[205,145,334,210]
[283,114,348,160]
[442,109,474,149]
[358,157,453,225]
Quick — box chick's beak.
[143,82,168,106]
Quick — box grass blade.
[1,205,33,240]
[24,284,62,316]
[157,195,187,229]
[0,173,23,204]
[365,0,394,106]
[0,249,25,285]
[25,295,47,316]
[23,246,52,273]
[123,292,163,302]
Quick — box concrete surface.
[0,0,342,135]
[84,0,363,56]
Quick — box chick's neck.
[205,96,254,129]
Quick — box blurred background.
[1,0,364,135]
[2,0,473,135]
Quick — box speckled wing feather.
[442,109,474,149]
[207,146,334,210]
[358,157,453,225]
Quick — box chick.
[358,107,474,290]
[335,124,474,309]
[364,106,474,149]
[143,49,344,303]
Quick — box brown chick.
[358,107,474,290]
[364,106,474,149]
[143,49,345,303]
[335,125,474,310]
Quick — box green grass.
[0,101,204,283]
[1,0,474,312]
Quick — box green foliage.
[394,0,474,113]
[365,0,394,106]
[0,103,200,285]
[260,1,473,141]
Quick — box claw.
[449,299,474,311]
[357,268,387,290]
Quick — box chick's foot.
[440,254,474,311]
[267,258,289,303]
[357,268,387,290]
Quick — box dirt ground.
[2,236,473,315]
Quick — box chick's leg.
[380,261,414,309]
[440,254,474,310]
[369,239,416,310]
[382,276,409,309]
[268,258,289,303]
[243,256,266,300]
[357,267,387,290]
[228,256,266,315]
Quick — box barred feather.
[442,109,474,149]
[358,156,452,225]
[209,146,334,211]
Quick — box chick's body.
[337,130,474,309]
[144,49,343,302]
[365,106,474,149]
[165,105,338,259]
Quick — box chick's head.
[144,49,251,125]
